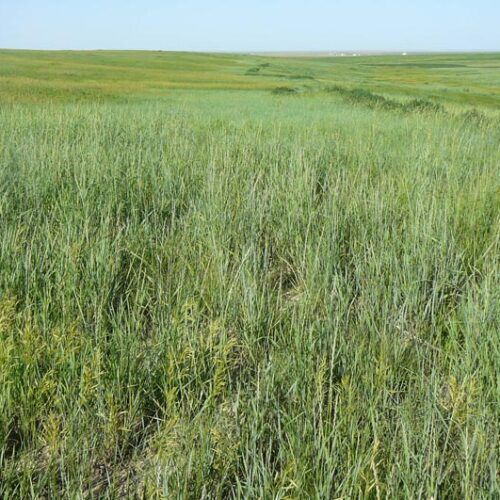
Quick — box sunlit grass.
[1,49,499,107]
[0,51,499,497]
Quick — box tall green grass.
[0,53,499,497]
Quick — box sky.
[0,0,499,52]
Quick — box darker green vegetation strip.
[327,85,445,113]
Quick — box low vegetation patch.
[271,86,298,95]
[245,62,272,75]
[328,85,445,113]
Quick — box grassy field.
[0,50,499,498]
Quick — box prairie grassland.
[0,51,499,498]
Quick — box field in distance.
[0,50,499,498]
[1,49,499,108]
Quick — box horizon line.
[1,47,499,54]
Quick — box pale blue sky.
[1,0,499,52]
